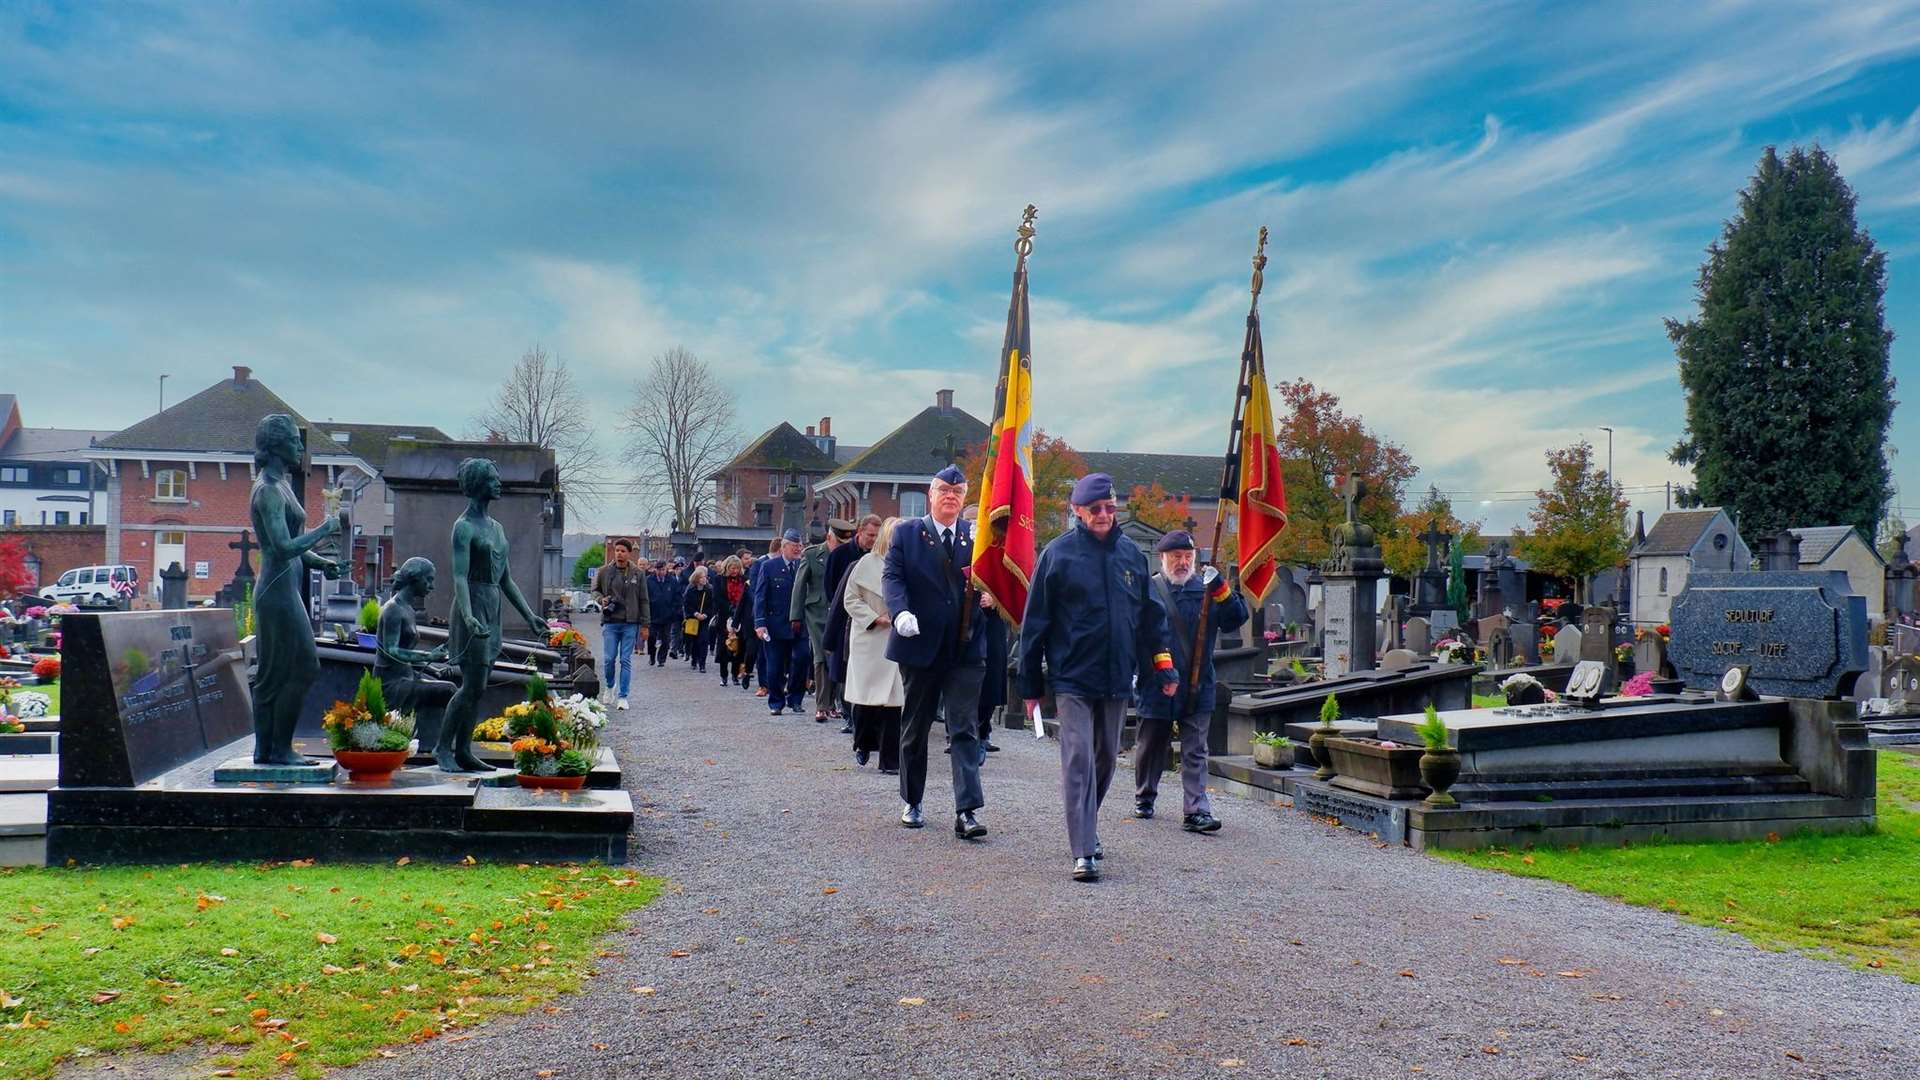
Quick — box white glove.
[894,611,920,638]
[755,626,770,642]
[1203,566,1220,585]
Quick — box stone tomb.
[45,610,633,865]
[1284,692,1877,850]
[1219,661,1475,756]
[1667,571,1868,699]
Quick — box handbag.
[683,617,701,638]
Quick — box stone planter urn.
[1252,742,1294,770]
[1419,747,1462,808]
[1325,737,1428,799]
[1309,725,1336,781]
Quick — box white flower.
[9,691,50,718]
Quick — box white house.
[1789,526,1887,620]
[0,394,112,528]
[1629,508,1750,626]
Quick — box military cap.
[827,517,855,537]
[932,464,967,486]
[1070,472,1116,506]
[781,527,804,543]
[1155,530,1196,553]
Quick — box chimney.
[819,417,831,437]
[806,425,816,437]
[936,389,954,413]
[233,365,252,384]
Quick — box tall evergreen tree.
[1667,145,1896,537]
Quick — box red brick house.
[88,366,446,601]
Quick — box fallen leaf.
[897,997,925,1006]
[633,986,656,995]
[823,887,839,895]
[667,949,690,959]
[1483,1046,1501,1055]
[315,932,338,945]
[1521,855,1535,865]
[321,964,345,975]
[1398,970,1416,978]
[110,916,134,930]
[396,857,411,866]
[1496,957,1527,966]
[91,990,122,1004]
[1867,959,1886,969]
[1285,1037,1308,1046]
[1556,970,1587,979]
[0,991,22,1008]
[592,1043,608,1050]
[1785,1051,1804,1062]
[220,947,240,957]
[1220,1060,1245,1069]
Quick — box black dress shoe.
[1072,857,1100,882]
[900,804,924,828]
[1093,842,1104,863]
[954,811,986,840]
[839,722,854,734]
[982,741,1001,752]
[1134,802,1154,820]
[790,705,808,716]
[1183,813,1222,833]
[856,749,870,767]
[879,767,899,776]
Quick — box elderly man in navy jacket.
[753,528,810,716]
[1020,473,1176,882]
[884,465,993,840]
[1134,529,1248,833]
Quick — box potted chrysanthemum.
[322,671,415,782]
[507,674,595,790]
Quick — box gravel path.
[351,644,1920,1079]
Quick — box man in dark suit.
[753,528,809,716]
[884,465,992,840]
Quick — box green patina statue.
[438,457,549,772]
[375,556,454,753]
[248,414,342,766]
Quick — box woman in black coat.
[711,556,755,689]
[681,565,716,674]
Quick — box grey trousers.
[900,662,986,813]
[1055,694,1125,859]
[1134,710,1212,817]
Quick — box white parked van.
[45,564,140,608]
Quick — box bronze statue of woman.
[249,414,341,765]
[438,457,549,772]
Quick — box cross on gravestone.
[228,530,258,580]
[1418,519,1448,572]
[930,434,968,468]
[1340,476,1365,523]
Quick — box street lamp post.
[1597,426,1614,486]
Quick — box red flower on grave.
[32,655,60,682]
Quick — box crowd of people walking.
[593,465,1247,882]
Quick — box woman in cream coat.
[843,516,904,773]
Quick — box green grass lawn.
[1471,692,1504,708]
[0,862,662,1078]
[1443,751,1920,982]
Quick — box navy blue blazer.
[882,516,987,669]
[752,556,803,641]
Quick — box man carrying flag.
[1135,228,1288,837]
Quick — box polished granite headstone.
[1668,570,1869,698]
[58,610,252,788]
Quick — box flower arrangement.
[1262,629,1280,643]
[1634,624,1672,642]
[322,671,414,753]
[23,606,48,619]
[6,690,51,719]
[0,711,21,735]
[1539,623,1558,640]
[472,713,511,742]
[1538,636,1555,658]
[1619,671,1656,697]
[506,674,595,783]
[549,627,588,650]
[1614,643,1634,665]
[1434,639,1474,665]
[31,656,60,683]
[0,676,19,693]
[0,643,9,659]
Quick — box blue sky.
[4,1,1920,535]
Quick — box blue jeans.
[601,621,638,697]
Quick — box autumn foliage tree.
[0,535,32,598]
[968,427,1087,546]
[1127,483,1193,534]
[1514,439,1629,602]
[1380,486,1484,580]
[1273,379,1416,565]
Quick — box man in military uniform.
[792,519,852,723]
[884,465,992,840]
[1134,530,1248,833]
[753,528,809,716]
[1020,473,1175,882]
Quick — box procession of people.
[594,464,1249,882]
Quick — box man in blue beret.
[1020,472,1176,882]
[1134,529,1248,833]
[752,528,810,716]
[884,464,994,840]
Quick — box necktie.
[943,528,954,562]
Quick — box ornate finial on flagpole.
[1251,226,1268,300]
[1015,204,1038,264]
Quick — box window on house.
[899,490,928,518]
[53,511,69,525]
[0,466,26,483]
[768,474,781,497]
[1658,567,1668,594]
[60,468,83,484]
[79,512,89,524]
[1,510,13,525]
[155,469,187,500]
[754,503,773,528]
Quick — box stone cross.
[1418,518,1448,572]
[1340,476,1365,523]
[228,530,258,580]
[930,434,967,467]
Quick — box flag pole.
[1185,227,1267,706]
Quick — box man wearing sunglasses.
[1019,472,1177,882]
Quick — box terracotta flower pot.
[334,749,410,782]
[517,772,587,791]
[1419,748,1462,808]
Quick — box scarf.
[725,577,745,604]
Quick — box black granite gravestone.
[1668,570,1869,698]
[58,610,252,788]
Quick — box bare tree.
[620,346,740,529]
[471,346,605,511]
